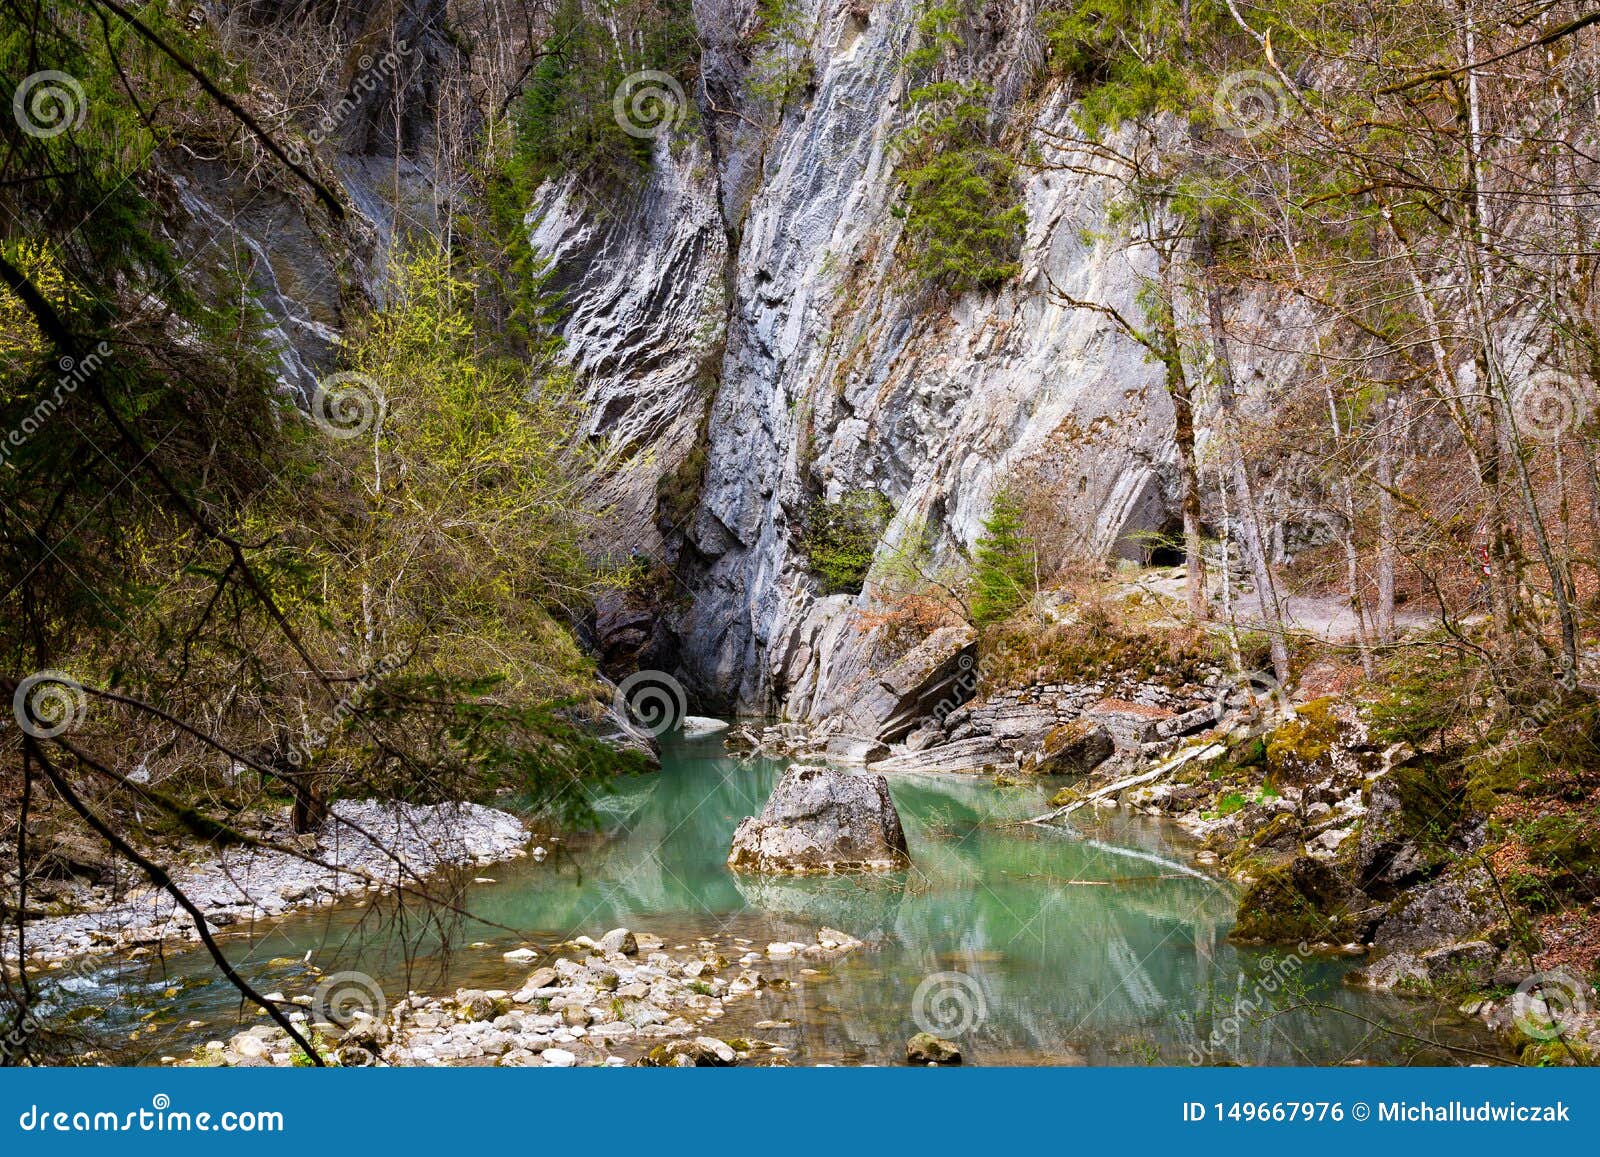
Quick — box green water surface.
[66,732,1505,1065]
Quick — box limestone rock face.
[1370,865,1500,953]
[728,765,910,873]
[824,626,979,743]
[522,0,1270,715]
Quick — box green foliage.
[1040,0,1218,133]
[895,79,1027,290]
[1364,644,1479,750]
[1215,791,1247,816]
[514,0,699,192]
[745,0,815,105]
[903,0,970,73]
[802,489,895,594]
[467,145,569,360]
[969,489,1037,625]
[227,249,631,814]
[893,1,1026,290]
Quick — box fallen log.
[1022,742,1226,826]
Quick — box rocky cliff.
[530,0,1321,716]
[205,0,1317,719]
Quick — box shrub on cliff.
[893,1,1027,290]
[894,81,1027,290]
[515,0,699,192]
[802,490,894,594]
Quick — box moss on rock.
[1230,856,1358,945]
[1265,697,1343,783]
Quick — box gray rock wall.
[532,0,1289,714]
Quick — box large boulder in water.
[727,765,911,873]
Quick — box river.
[51,730,1505,1065]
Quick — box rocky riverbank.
[184,927,864,1067]
[3,801,531,965]
[724,609,1600,1065]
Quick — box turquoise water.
[63,733,1503,1065]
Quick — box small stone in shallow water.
[503,948,537,962]
[598,928,638,956]
[906,1032,962,1065]
[541,1048,577,1067]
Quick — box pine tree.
[970,490,1036,625]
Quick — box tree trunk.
[1152,245,1209,622]
[1201,269,1291,685]
[1375,399,1398,644]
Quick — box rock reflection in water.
[76,733,1505,1066]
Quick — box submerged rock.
[727,765,911,873]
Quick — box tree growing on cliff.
[970,489,1038,625]
[893,2,1028,291]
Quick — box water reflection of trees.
[104,746,1506,1065]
